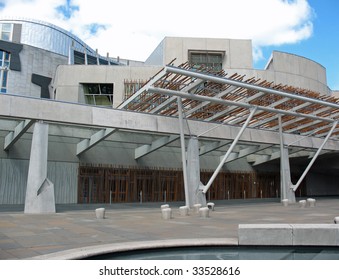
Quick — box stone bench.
[238,224,339,246]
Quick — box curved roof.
[0,17,96,56]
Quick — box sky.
[0,0,338,89]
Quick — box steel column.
[177,97,190,207]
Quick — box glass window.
[0,23,12,41]
[74,50,85,64]
[0,50,10,93]
[189,51,224,71]
[82,83,114,107]
[87,55,98,65]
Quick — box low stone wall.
[238,224,339,246]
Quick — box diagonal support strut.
[200,106,258,194]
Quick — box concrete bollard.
[179,206,189,216]
[161,208,172,220]
[199,207,210,218]
[334,217,339,224]
[161,204,169,209]
[207,202,215,211]
[193,203,202,214]
[281,199,289,207]
[299,200,306,208]
[307,198,316,207]
[95,208,105,219]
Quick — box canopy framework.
[120,63,339,139]
[119,62,339,205]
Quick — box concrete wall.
[8,44,67,98]
[53,65,162,107]
[264,51,329,95]
[145,37,253,69]
[0,158,78,204]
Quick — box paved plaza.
[0,198,339,259]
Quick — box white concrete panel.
[292,224,339,246]
[238,224,293,245]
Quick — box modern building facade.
[1,17,339,211]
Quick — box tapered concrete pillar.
[187,137,206,206]
[279,115,296,203]
[280,146,296,203]
[24,121,55,214]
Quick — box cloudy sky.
[0,0,338,89]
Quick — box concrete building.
[1,17,339,212]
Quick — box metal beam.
[76,128,117,156]
[148,87,335,124]
[185,85,237,118]
[165,66,339,111]
[206,91,265,122]
[4,119,35,151]
[150,78,204,114]
[135,135,179,160]
[177,97,190,207]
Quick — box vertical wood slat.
[78,165,284,204]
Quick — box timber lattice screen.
[78,166,305,204]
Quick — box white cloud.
[0,0,314,62]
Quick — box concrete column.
[279,116,296,203]
[187,137,206,206]
[24,121,55,214]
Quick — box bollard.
[161,208,172,220]
[281,199,289,207]
[199,207,210,218]
[179,206,189,216]
[95,208,105,219]
[193,203,202,214]
[299,200,306,208]
[207,202,215,211]
[306,198,316,207]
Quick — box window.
[189,51,224,71]
[0,50,10,93]
[72,50,114,65]
[74,50,85,64]
[82,83,114,107]
[0,23,12,41]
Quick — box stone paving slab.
[0,198,339,259]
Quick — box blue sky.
[254,0,339,89]
[0,0,338,89]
